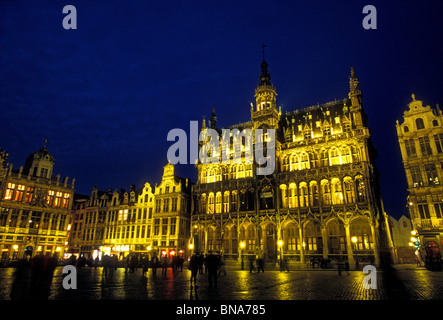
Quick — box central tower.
[251,47,280,130]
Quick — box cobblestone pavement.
[0,263,442,301]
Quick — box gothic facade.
[191,60,392,265]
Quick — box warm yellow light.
[409,242,414,247]
[188,244,194,250]
[37,246,42,251]
[147,246,151,251]
[56,247,61,252]
[351,236,358,243]
[302,242,306,247]
[411,230,417,236]
[240,242,245,248]
[67,224,71,231]
[278,240,283,247]
[411,237,417,242]
[12,245,18,250]
[194,225,198,229]
[409,202,413,206]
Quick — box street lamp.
[240,242,245,270]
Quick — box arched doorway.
[264,224,276,261]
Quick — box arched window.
[288,183,298,208]
[344,178,356,203]
[223,191,230,213]
[207,193,214,214]
[284,223,299,251]
[356,178,366,202]
[416,118,425,130]
[310,181,319,206]
[433,119,439,127]
[403,125,409,133]
[321,180,331,205]
[332,179,343,204]
[215,192,222,213]
[299,183,308,207]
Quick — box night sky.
[0,1,442,220]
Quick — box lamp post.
[278,240,283,270]
[240,242,245,270]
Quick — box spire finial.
[262,43,266,61]
[44,138,47,148]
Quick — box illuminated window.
[170,218,176,235]
[155,199,161,213]
[54,192,63,207]
[14,185,25,202]
[208,193,214,214]
[424,164,439,185]
[230,191,237,212]
[282,156,289,171]
[356,178,367,202]
[341,147,352,164]
[344,179,356,203]
[330,149,340,165]
[223,192,230,213]
[310,182,319,206]
[410,166,423,187]
[332,180,343,204]
[321,180,331,205]
[4,183,15,200]
[215,192,222,213]
[47,190,55,206]
[154,219,160,235]
[290,154,299,171]
[62,193,70,208]
[299,184,308,207]
[300,153,309,170]
[24,187,34,203]
[288,184,298,208]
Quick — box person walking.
[151,252,159,277]
[189,252,200,288]
[205,251,219,288]
[161,254,169,276]
[257,257,264,273]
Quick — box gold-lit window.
[47,190,55,206]
[13,185,25,202]
[4,183,15,200]
[62,193,70,208]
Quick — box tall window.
[14,185,25,202]
[300,153,309,169]
[417,196,430,219]
[432,195,443,219]
[356,178,366,202]
[171,198,178,211]
[405,139,417,158]
[215,192,222,213]
[170,218,176,235]
[434,134,443,154]
[410,166,423,187]
[344,179,356,203]
[288,185,298,208]
[419,137,432,156]
[424,164,439,185]
[223,192,230,213]
[320,150,329,166]
[4,183,15,200]
[154,219,160,235]
[322,181,331,205]
[208,193,214,214]
[156,199,161,213]
[163,198,169,212]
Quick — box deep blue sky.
[1,1,442,219]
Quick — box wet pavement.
[0,263,442,301]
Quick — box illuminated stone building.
[191,59,392,266]
[69,163,192,260]
[396,95,443,267]
[0,143,74,262]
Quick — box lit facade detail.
[191,61,393,266]
[396,94,443,269]
[68,163,192,260]
[0,144,74,261]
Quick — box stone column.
[298,224,305,264]
[321,224,329,259]
[344,222,355,265]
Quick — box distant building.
[68,163,192,260]
[191,59,394,266]
[0,142,74,262]
[388,215,415,263]
[396,94,443,268]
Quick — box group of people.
[188,251,224,289]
